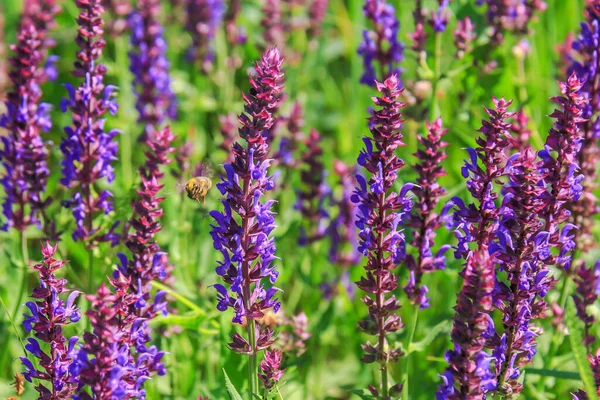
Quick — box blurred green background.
[0,0,596,398]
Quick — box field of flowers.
[1,0,600,399]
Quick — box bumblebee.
[184,176,213,204]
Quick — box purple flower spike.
[129,0,177,142]
[21,242,80,398]
[295,129,332,245]
[403,118,449,309]
[540,74,586,269]
[573,261,600,350]
[210,48,284,351]
[352,75,411,398]
[489,148,557,395]
[566,3,600,255]
[59,0,121,247]
[185,0,226,73]
[437,250,495,400]
[358,0,404,86]
[308,0,328,39]
[0,22,52,233]
[454,17,476,59]
[258,350,285,390]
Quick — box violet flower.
[101,0,131,36]
[507,109,531,152]
[185,0,226,72]
[430,0,450,32]
[487,148,556,395]
[409,0,426,53]
[59,0,120,246]
[436,250,495,399]
[351,75,412,398]
[539,73,585,270]
[357,0,404,86]
[477,0,546,44]
[209,47,284,344]
[403,118,450,309]
[224,0,246,46]
[323,161,361,299]
[566,2,600,255]
[129,0,177,142]
[454,17,476,59]
[262,0,284,50]
[21,242,81,399]
[258,350,285,391]
[72,281,139,400]
[274,101,304,169]
[295,129,331,245]
[115,125,175,378]
[573,261,600,350]
[0,23,52,232]
[218,113,238,164]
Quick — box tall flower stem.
[12,231,29,320]
[247,316,259,398]
[87,249,95,293]
[429,32,442,120]
[402,307,420,400]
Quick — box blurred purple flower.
[403,118,450,309]
[477,0,546,44]
[21,242,80,398]
[351,75,411,398]
[454,17,476,59]
[59,0,121,247]
[573,261,600,349]
[0,23,52,232]
[295,129,331,245]
[209,48,284,351]
[129,0,177,142]
[358,0,404,86]
[308,0,328,39]
[185,0,226,72]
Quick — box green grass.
[0,0,595,399]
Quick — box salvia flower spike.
[351,74,412,397]
[59,0,120,246]
[21,242,81,399]
[209,47,284,344]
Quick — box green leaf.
[524,368,580,381]
[408,320,452,354]
[565,299,599,400]
[223,369,244,400]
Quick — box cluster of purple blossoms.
[454,17,476,59]
[403,118,450,309]
[507,109,532,152]
[21,0,61,82]
[437,250,495,400]
[573,261,600,350]
[321,161,360,299]
[73,281,140,399]
[566,1,600,254]
[351,75,412,398]
[100,0,131,36]
[73,128,175,399]
[258,350,285,390]
[274,101,304,169]
[218,112,239,165]
[409,0,451,53]
[0,22,52,233]
[59,0,121,246]
[488,148,557,395]
[223,0,247,46]
[438,98,513,399]
[262,0,284,51]
[295,129,332,246]
[21,242,81,399]
[476,0,547,44]
[129,0,177,142]
[357,0,404,86]
[185,0,226,72]
[308,0,329,39]
[209,48,284,350]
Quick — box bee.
[184,176,213,204]
[176,161,214,205]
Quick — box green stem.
[536,278,571,391]
[87,249,95,293]
[12,231,29,320]
[247,317,259,400]
[401,306,420,400]
[429,32,442,121]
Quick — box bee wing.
[194,159,216,179]
[172,182,188,195]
